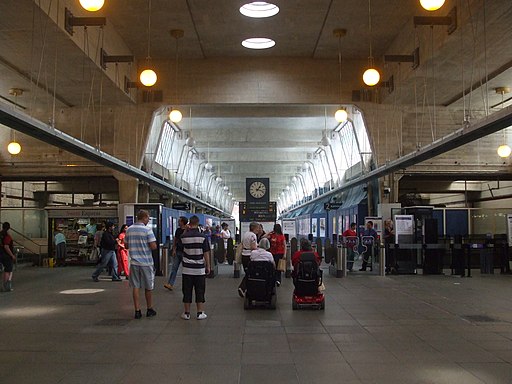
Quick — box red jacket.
[292,250,321,270]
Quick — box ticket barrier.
[328,246,344,278]
[389,243,422,274]
[161,246,169,279]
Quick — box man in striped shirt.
[180,215,210,320]
[125,210,158,319]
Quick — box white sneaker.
[180,312,190,320]
[197,312,208,320]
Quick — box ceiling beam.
[0,104,230,216]
[285,105,512,215]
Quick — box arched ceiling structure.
[0,0,511,213]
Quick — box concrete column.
[114,171,139,203]
[118,180,138,203]
[138,184,150,203]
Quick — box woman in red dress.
[116,224,129,278]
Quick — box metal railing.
[9,227,44,266]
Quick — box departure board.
[239,201,277,222]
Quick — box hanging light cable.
[496,88,511,158]
[139,0,157,87]
[362,0,380,87]
[169,29,184,123]
[321,107,331,146]
[7,88,22,155]
[205,141,213,170]
[334,29,348,122]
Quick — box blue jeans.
[92,249,120,280]
[167,251,183,286]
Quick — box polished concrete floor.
[1,263,512,384]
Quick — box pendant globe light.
[79,0,105,12]
[420,0,445,11]
[334,29,348,123]
[497,144,511,158]
[362,0,380,87]
[139,0,157,87]
[169,29,184,123]
[7,140,21,155]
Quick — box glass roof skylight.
[239,2,280,18]
[242,38,276,50]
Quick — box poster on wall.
[282,219,296,237]
[319,218,326,237]
[395,215,414,244]
[338,216,343,234]
[311,219,318,236]
[507,214,512,245]
[172,218,177,238]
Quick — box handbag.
[235,243,243,264]
[277,258,286,272]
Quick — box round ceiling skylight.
[240,2,280,18]
[242,38,276,50]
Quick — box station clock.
[246,178,270,202]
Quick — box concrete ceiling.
[0,0,511,206]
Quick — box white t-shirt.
[242,231,257,256]
[221,229,231,248]
[250,248,275,266]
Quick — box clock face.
[249,181,266,199]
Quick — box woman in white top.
[220,222,231,264]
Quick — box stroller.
[244,261,277,309]
[292,252,325,310]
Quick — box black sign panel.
[324,202,343,210]
[239,201,276,222]
[172,202,191,211]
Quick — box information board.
[282,219,296,237]
[395,215,414,244]
[239,201,277,222]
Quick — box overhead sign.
[239,201,276,222]
[172,202,190,211]
[324,202,342,210]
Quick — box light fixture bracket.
[64,7,106,35]
[414,6,457,34]
[9,88,23,97]
[379,76,394,94]
[100,48,134,70]
[124,76,139,93]
[333,28,347,38]
[384,47,420,69]
[170,29,185,39]
[495,87,511,95]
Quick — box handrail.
[9,227,42,249]
[8,227,43,264]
